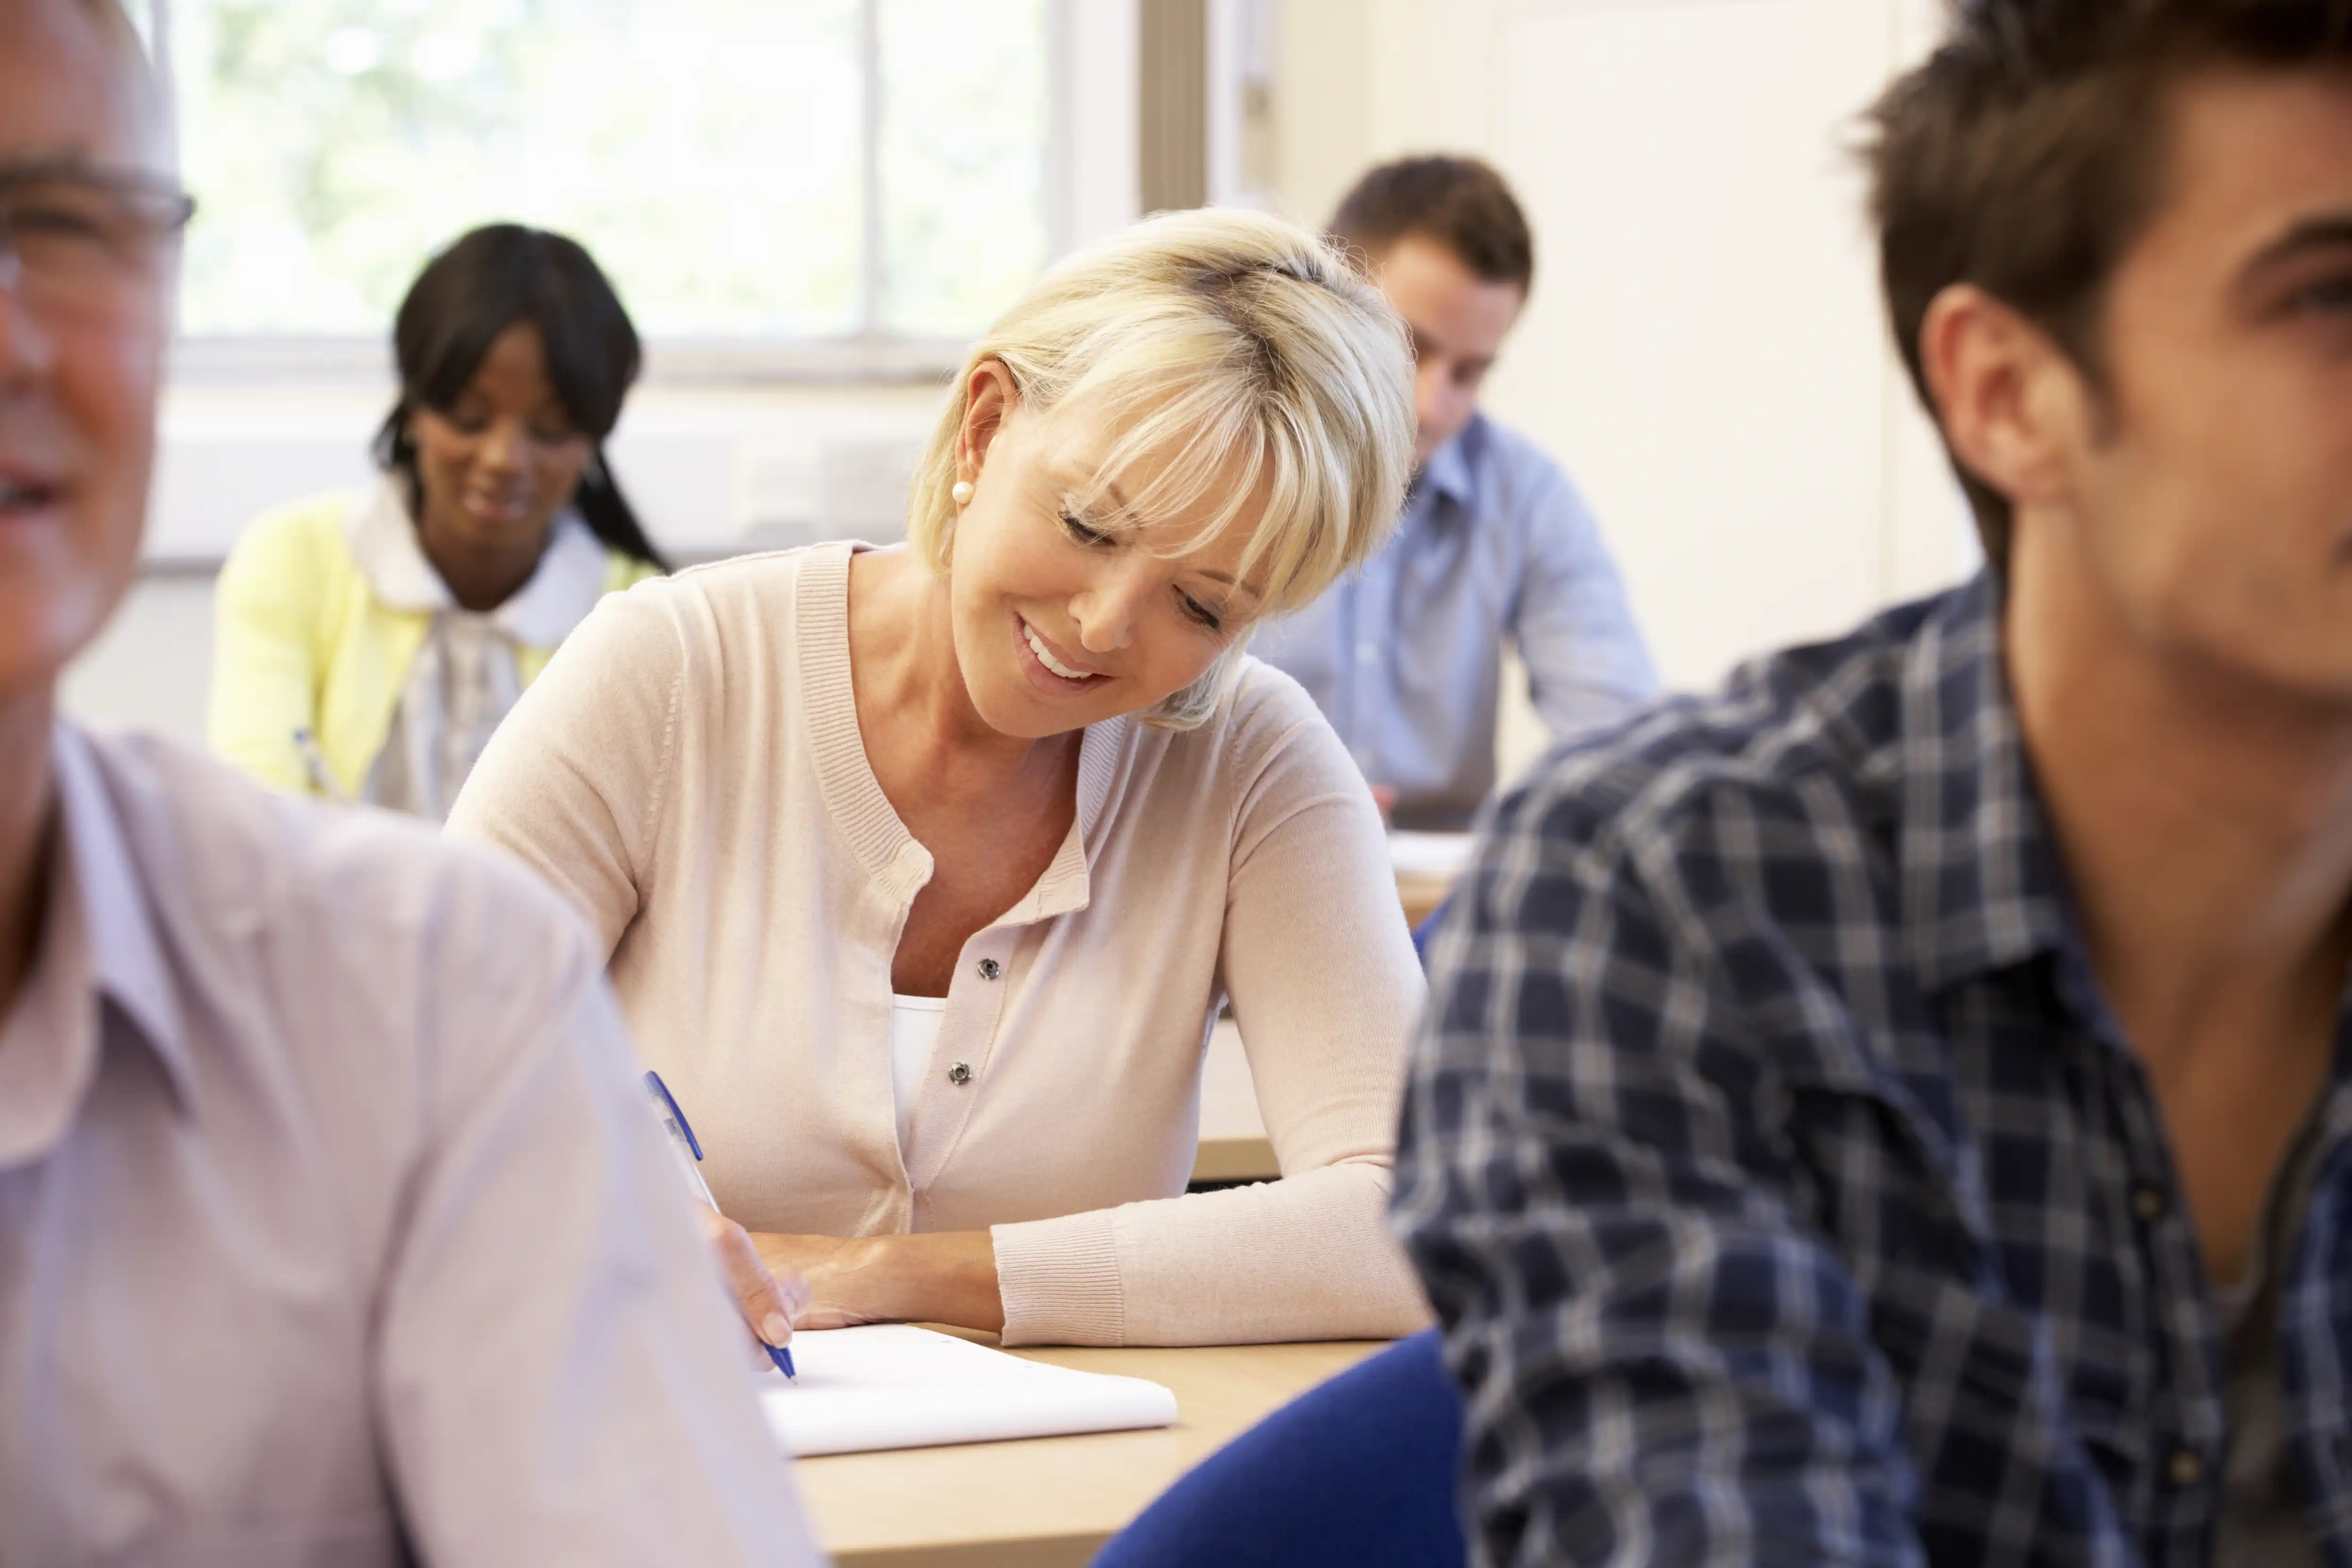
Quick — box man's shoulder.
[1486,592,1946,898]
[78,727,594,993]
[1448,416,1593,538]
[1454,415,1568,496]
[1459,412,1556,473]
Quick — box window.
[166,0,1052,351]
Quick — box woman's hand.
[749,1231,1006,1334]
[700,1207,813,1368]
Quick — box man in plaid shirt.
[1394,1,2352,1563]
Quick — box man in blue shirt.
[1396,1,2352,1562]
[1254,157,1658,830]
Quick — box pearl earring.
[951,480,975,506]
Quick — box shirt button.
[2167,1447,2205,1488]
[1355,641,1379,665]
[2132,1184,2167,1223]
[976,958,1001,981]
[947,1062,973,1086]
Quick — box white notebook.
[758,1325,1179,1457]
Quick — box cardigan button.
[976,958,1002,981]
[948,1062,973,1086]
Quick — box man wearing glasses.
[0,3,820,1560]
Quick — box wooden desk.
[1396,871,1454,930]
[795,1337,1386,1567]
[1188,1133,1278,1184]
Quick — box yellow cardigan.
[208,490,660,799]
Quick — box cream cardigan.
[447,544,1432,1346]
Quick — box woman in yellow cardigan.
[209,224,666,818]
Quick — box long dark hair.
[370,223,670,572]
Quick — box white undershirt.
[888,995,947,1152]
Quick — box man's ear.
[1919,283,2102,519]
[957,359,1020,486]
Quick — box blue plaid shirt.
[1394,574,2352,1567]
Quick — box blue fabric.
[1252,414,1658,831]
[1393,568,2352,1565]
[1091,1330,1466,1568]
[1412,902,1449,967]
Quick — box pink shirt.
[447,544,1433,1347]
[0,723,819,1566]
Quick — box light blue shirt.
[1253,414,1658,829]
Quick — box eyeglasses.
[0,162,195,320]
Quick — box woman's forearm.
[856,1231,1005,1331]
[753,1229,1005,1334]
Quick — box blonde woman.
[448,209,1431,1348]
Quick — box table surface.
[794,1335,1388,1568]
[1192,1018,1272,1184]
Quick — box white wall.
[65,578,217,748]
[1271,0,1973,780]
[1056,0,1144,251]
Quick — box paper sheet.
[1388,831,1476,878]
[757,1325,1179,1457]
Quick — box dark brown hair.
[1867,0,2352,569]
[373,223,669,572]
[1328,155,1535,294]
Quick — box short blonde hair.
[907,207,1416,729]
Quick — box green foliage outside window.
[173,0,1046,341]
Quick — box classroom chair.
[1089,1329,1466,1568]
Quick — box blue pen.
[644,1070,796,1379]
[292,727,350,804]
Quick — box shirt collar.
[1410,416,1482,514]
[54,725,189,1092]
[1896,572,2077,995]
[0,726,192,1165]
[1894,581,2352,1096]
[346,474,613,646]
